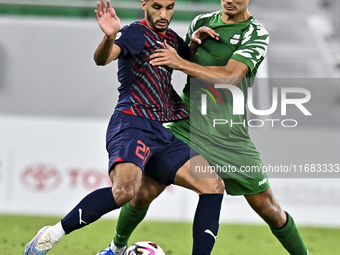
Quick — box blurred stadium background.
[0,0,340,230]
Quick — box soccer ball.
[125,241,165,255]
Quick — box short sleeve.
[231,22,269,71]
[115,24,145,57]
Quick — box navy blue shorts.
[106,111,198,185]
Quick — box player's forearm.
[94,35,118,66]
[177,60,242,84]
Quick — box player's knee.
[131,188,155,209]
[201,177,225,194]
[213,177,225,194]
[110,163,142,206]
[111,182,138,206]
[216,178,225,193]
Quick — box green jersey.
[184,11,269,148]
[185,11,269,71]
[167,11,270,195]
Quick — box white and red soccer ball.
[125,241,165,255]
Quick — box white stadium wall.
[0,17,340,227]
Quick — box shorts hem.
[225,184,270,196]
[167,155,192,186]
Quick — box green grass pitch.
[1,214,339,255]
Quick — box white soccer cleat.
[23,226,58,255]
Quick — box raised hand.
[95,0,121,39]
[191,26,220,45]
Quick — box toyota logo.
[21,163,62,192]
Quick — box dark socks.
[61,187,119,234]
[192,194,223,255]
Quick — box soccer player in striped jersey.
[23,0,225,255]
[110,0,309,254]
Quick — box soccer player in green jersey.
[100,0,309,255]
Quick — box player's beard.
[146,10,172,32]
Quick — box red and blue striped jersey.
[114,20,190,122]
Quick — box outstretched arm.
[149,41,249,85]
[94,0,122,66]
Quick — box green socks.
[113,202,149,248]
[113,205,308,254]
[271,212,308,255]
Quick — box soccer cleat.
[96,243,127,255]
[23,226,58,255]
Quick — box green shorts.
[166,120,270,196]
